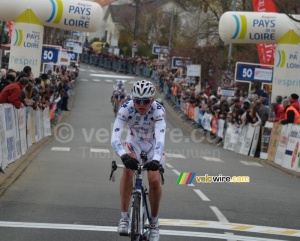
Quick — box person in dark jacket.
[0,74,15,93]
[279,99,300,125]
[254,100,269,126]
[289,93,300,112]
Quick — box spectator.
[268,103,285,122]
[0,77,32,108]
[0,74,15,93]
[254,100,269,126]
[289,93,300,112]
[279,99,300,125]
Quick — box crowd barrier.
[0,104,51,171]
[80,54,300,174]
[80,54,153,78]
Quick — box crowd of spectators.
[83,49,300,133]
[0,64,79,116]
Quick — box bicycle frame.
[130,165,151,237]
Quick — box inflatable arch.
[0,0,103,77]
[219,12,300,99]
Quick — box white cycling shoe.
[118,216,130,236]
[149,222,160,241]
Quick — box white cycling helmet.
[132,80,156,98]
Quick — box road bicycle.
[109,152,164,241]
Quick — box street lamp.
[132,0,140,58]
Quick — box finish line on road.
[0,220,298,240]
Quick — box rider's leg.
[120,152,137,212]
[120,168,134,212]
[147,171,162,218]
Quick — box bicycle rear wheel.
[131,193,141,241]
[113,100,117,117]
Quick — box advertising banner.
[228,125,241,152]
[235,125,248,153]
[267,123,282,161]
[272,31,300,100]
[201,113,212,131]
[194,107,199,124]
[260,122,274,159]
[13,108,21,161]
[237,65,273,82]
[4,104,16,167]
[9,10,44,78]
[217,119,225,139]
[198,110,204,125]
[249,126,261,157]
[188,104,195,120]
[219,12,295,44]
[282,125,300,172]
[18,108,27,155]
[274,124,292,165]
[39,109,44,140]
[240,124,255,156]
[30,109,36,144]
[0,0,103,32]
[43,107,51,137]
[223,124,233,150]
[26,109,33,147]
[187,65,201,77]
[0,105,8,168]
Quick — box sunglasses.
[134,98,152,105]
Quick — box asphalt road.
[0,64,299,241]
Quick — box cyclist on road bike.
[111,80,125,104]
[111,80,166,241]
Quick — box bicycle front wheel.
[131,193,141,241]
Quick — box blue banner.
[41,48,59,63]
[67,51,78,62]
[198,110,204,125]
[237,65,273,82]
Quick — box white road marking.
[172,169,181,176]
[240,161,263,167]
[194,189,210,202]
[165,153,186,159]
[129,81,136,84]
[202,156,224,162]
[90,148,110,153]
[89,70,97,72]
[92,79,101,82]
[0,221,291,240]
[165,163,173,168]
[105,79,113,82]
[159,219,300,237]
[225,232,237,241]
[80,79,88,82]
[79,69,87,71]
[210,206,229,222]
[90,74,134,79]
[187,183,195,187]
[51,147,70,152]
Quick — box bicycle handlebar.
[109,161,165,185]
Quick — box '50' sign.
[42,48,59,63]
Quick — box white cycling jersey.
[111,100,166,163]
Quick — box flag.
[252,0,278,65]
[8,22,13,40]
